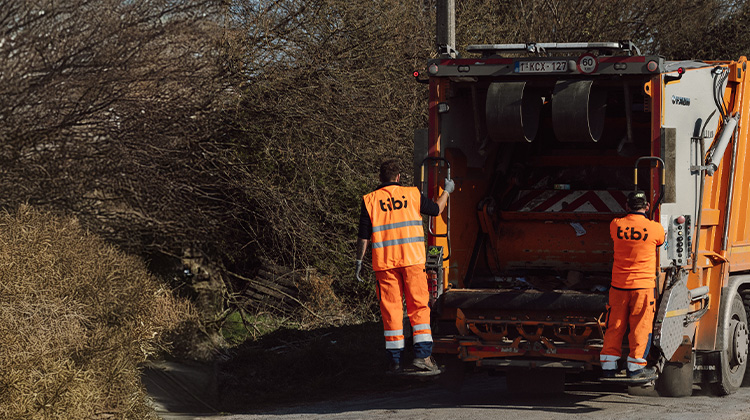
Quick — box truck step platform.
[393,367,444,377]
[599,371,657,385]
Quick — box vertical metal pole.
[721,129,738,250]
[436,0,456,57]
[693,138,706,273]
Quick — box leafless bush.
[0,206,191,420]
[0,0,234,262]
[3,0,749,342]
[222,0,434,294]
[220,0,750,289]
[456,0,747,59]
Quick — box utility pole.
[436,0,457,58]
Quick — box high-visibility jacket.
[363,185,425,271]
[610,212,665,289]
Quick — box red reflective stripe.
[533,190,574,212]
[610,190,628,209]
[561,191,610,212]
[508,190,545,211]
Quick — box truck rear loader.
[416,38,750,396]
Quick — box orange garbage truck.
[416,40,750,396]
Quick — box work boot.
[412,356,439,373]
[386,361,402,375]
[601,369,617,378]
[627,366,657,381]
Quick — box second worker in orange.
[600,190,665,381]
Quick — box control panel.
[667,215,692,266]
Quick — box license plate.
[515,60,568,73]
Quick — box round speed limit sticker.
[577,54,598,74]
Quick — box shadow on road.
[143,321,675,419]
[220,372,658,418]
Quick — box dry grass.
[0,205,191,419]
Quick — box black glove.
[355,259,364,282]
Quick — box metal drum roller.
[485,81,541,143]
[551,80,607,142]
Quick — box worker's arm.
[356,238,369,261]
[434,190,449,215]
[355,200,371,282]
[354,239,368,282]
[434,178,454,215]
[421,178,455,216]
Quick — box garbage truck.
[416,33,750,396]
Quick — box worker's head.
[627,191,649,212]
[379,159,401,183]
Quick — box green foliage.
[220,310,296,345]
[220,311,251,346]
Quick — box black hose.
[713,67,728,122]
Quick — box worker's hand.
[355,259,364,283]
[444,178,455,194]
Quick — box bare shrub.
[0,205,191,420]
[0,0,232,274]
[295,269,345,322]
[456,0,745,59]
[222,0,434,317]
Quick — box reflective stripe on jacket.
[363,185,425,271]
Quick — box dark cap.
[627,191,648,210]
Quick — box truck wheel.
[505,369,565,395]
[656,355,694,397]
[711,294,749,395]
[743,293,750,387]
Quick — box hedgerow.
[0,206,190,420]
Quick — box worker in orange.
[355,159,453,374]
[600,191,665,381]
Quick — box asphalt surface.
[148,368,750,420]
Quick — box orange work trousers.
[375,263,432,359]
[600,287,655,372]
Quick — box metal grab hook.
[420,156,451,261]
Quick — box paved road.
[155,373,750,420]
